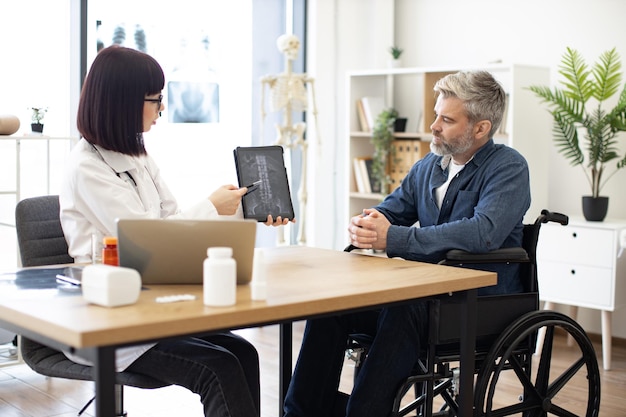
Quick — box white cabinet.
[537,218,626,370]
[344,64,551,232]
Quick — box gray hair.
[433,71,506,138]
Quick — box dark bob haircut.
[77,45,165,156]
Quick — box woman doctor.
[60,45,292,417]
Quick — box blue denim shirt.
[375,139,531,295]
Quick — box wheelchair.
[345,210,601,416]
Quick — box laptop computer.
[117,218,257,285]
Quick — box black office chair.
[15,195,170,416]
[345,210,601,416]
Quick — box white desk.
[537,218,626,370]
[0,246,496,417]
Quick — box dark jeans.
[284,302,428,417]
[126,331,260,417]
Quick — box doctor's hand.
[209,185,246,215]
[348,208,390,250]
[264,215,296,227]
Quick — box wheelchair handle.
[539,209,569,226]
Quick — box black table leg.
[459,289,477,417]
[92,346,117,417]
[279,321,293,417]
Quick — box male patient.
[283,70,531,417]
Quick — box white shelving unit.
[344,64,551,231]
[0,134,76,272]
[0,134,76,228]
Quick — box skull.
[277,34,300,61]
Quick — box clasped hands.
[348,208,390,250]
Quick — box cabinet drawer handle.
[570,269,576,275]
[572,232,577,238]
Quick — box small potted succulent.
[388,46,403,68]
[30,107,47,133]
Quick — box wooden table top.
[0,246,496,349]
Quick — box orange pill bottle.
[102,236,119,266]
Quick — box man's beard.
[430,126,474,157]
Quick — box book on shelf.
[353,157,368,193]
[359,158,372,193]
[353,157,382,194]
[360,96,386,132]
[356,99,370,131]
[363,158,381,194]
[354,140,430,195]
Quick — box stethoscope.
[89,141,165,210]
[90,143,138,188]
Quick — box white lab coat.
[59,138,242,370]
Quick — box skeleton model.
[260,34,319,245]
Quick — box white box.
[82,264,141,307]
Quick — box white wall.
[396,0,626,221]
[306,0,395,250]
[0,1,73,136]
[307,0,626,338]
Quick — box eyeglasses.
[144,95,163,106]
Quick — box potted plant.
[388,46,403,68]
[30,107,47,133]
[529,47,626,221]
[371,107,399,194]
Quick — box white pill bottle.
[203,247,236,306]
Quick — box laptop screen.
[117,218,257,285]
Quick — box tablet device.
[233,145,295,222]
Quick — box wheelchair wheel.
[474,310,600,417]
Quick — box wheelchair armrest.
[346,244,529,265]
[439,247,529,265]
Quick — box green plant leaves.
[389,46,403,60]
[558,47,594,103]
[528,47,626,196]
[552,111,583,166]
[592,48,622,101]
[370,108,399,193]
